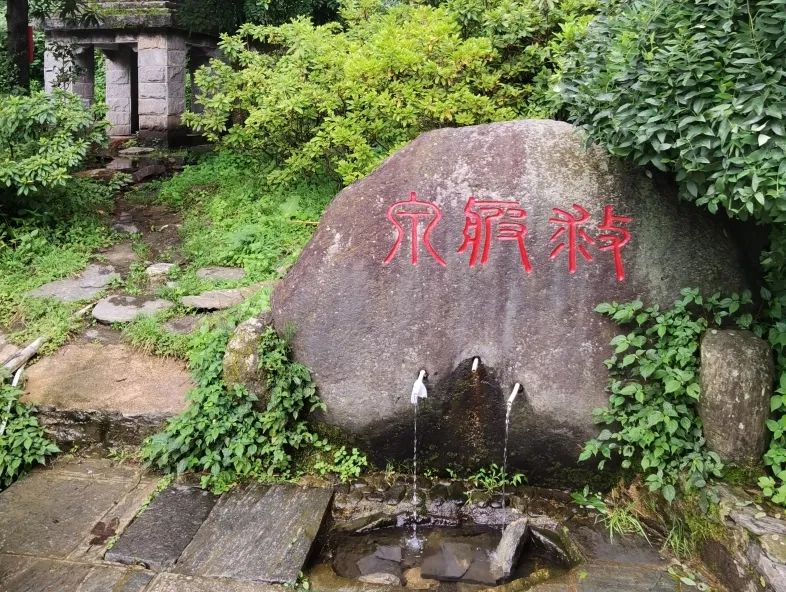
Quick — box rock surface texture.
[699,329,774,465]
[272,119,748,477]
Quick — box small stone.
[404,567,439,590]
[74,168,116,181]
[490,518,530,580]
[223,314,270,402]
[119,147,155,156]
[756,512,768,519]
[374,545,403,562]
[145,263,175,277]
[0,334,20,366]
[196,266,246,281]
[106,157,134,171]
[385,484,407,505]
[164,316,201,335]
[180,287,255,311]
[421,542,474,581]
[132,164,167,184]
[93,295,173,324]
[358,572,402,586]
[113,222,140,234]
[357,555,402,584]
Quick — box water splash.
[501,383,520,527]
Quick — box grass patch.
[0,179,115,353]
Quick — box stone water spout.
[502,382,522,525]
[472,357,480,372]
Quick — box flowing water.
[501,383,520,525]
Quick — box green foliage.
[571,485,649,543]
[157,152,335,276]
[140,324,328,492]
[560,0,786,223]
[175,0,337,35]
[314,446,368,482]
[444,0,600,117]
[187,3,518,185]
[467,462,525,493]
[0,90,107,198]
[583,289,752,501]
[0,179,113,352]
[0,381,60,489]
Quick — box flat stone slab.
[180,287,255,311]
[165,315,202,335]
[24,343,192,416]
[0,555,154,592]
[27,264,119,302]
[93,295,173,324]
[107,156,134,171]
[176,484,333,584]
[106,485,218,571]
[119,146,155,156]
[0,458,158,560]
[146,573,287,592]
[97,242,138,271]
[196,266,246,281]
[146,263,176,277]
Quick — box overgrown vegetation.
[0,380,59,488]
[141,321,329,492]
[584,289,751,501]
[187,0,598,185]
[561,0,786,506]
[0,90,107,198]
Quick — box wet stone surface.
[180,287,256,310]
[176,484,333,584]
[196,266,246,281]
[105,485,219,571]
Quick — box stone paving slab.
[145,573,288,592]
[176,484,333,584]
[105,485,218,571]
[0,459,158,561]
[24,344,192,416]
[92,295,173,324]
[27,264,119,303]
[196,266,246,281]
[0,555,154,592]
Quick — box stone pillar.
[103,47,133,136]
[43,42,59,93]
[70,48,95,106]
[699,329,774,465]
[137,33,186,137]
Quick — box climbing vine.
[0,380,59,489]
[583,289,751,502]
[141,324,328,492]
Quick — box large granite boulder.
[271,119,748,481]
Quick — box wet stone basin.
[317,524,569,590]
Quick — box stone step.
[23,343,192,448]
[106,485,218,571]
[176,484,334,584]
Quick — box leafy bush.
[187,2,518,185]
[561,0,786,223]
[444,0,600,117]
[0,90,107,198]
[584,289,751,502]
[0,381,59,488]
[314,446,368,482]
[141,323,328,492]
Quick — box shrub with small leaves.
[0,381,60,489]
[583,288,752,502]
[314,446,368,482]
[0,90,107,198]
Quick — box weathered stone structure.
[43,1,218,143]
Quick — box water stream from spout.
[501,383,520,527]
[407,370,427,552]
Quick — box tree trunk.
[6,0,30,91]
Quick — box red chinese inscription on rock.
[457,197,532,272]
[383,192,446,267]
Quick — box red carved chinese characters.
[548,204,595,273]
[457,197,532,272]
[382,194,632,280]
[383,192,446,267]
[597,205,633,281]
